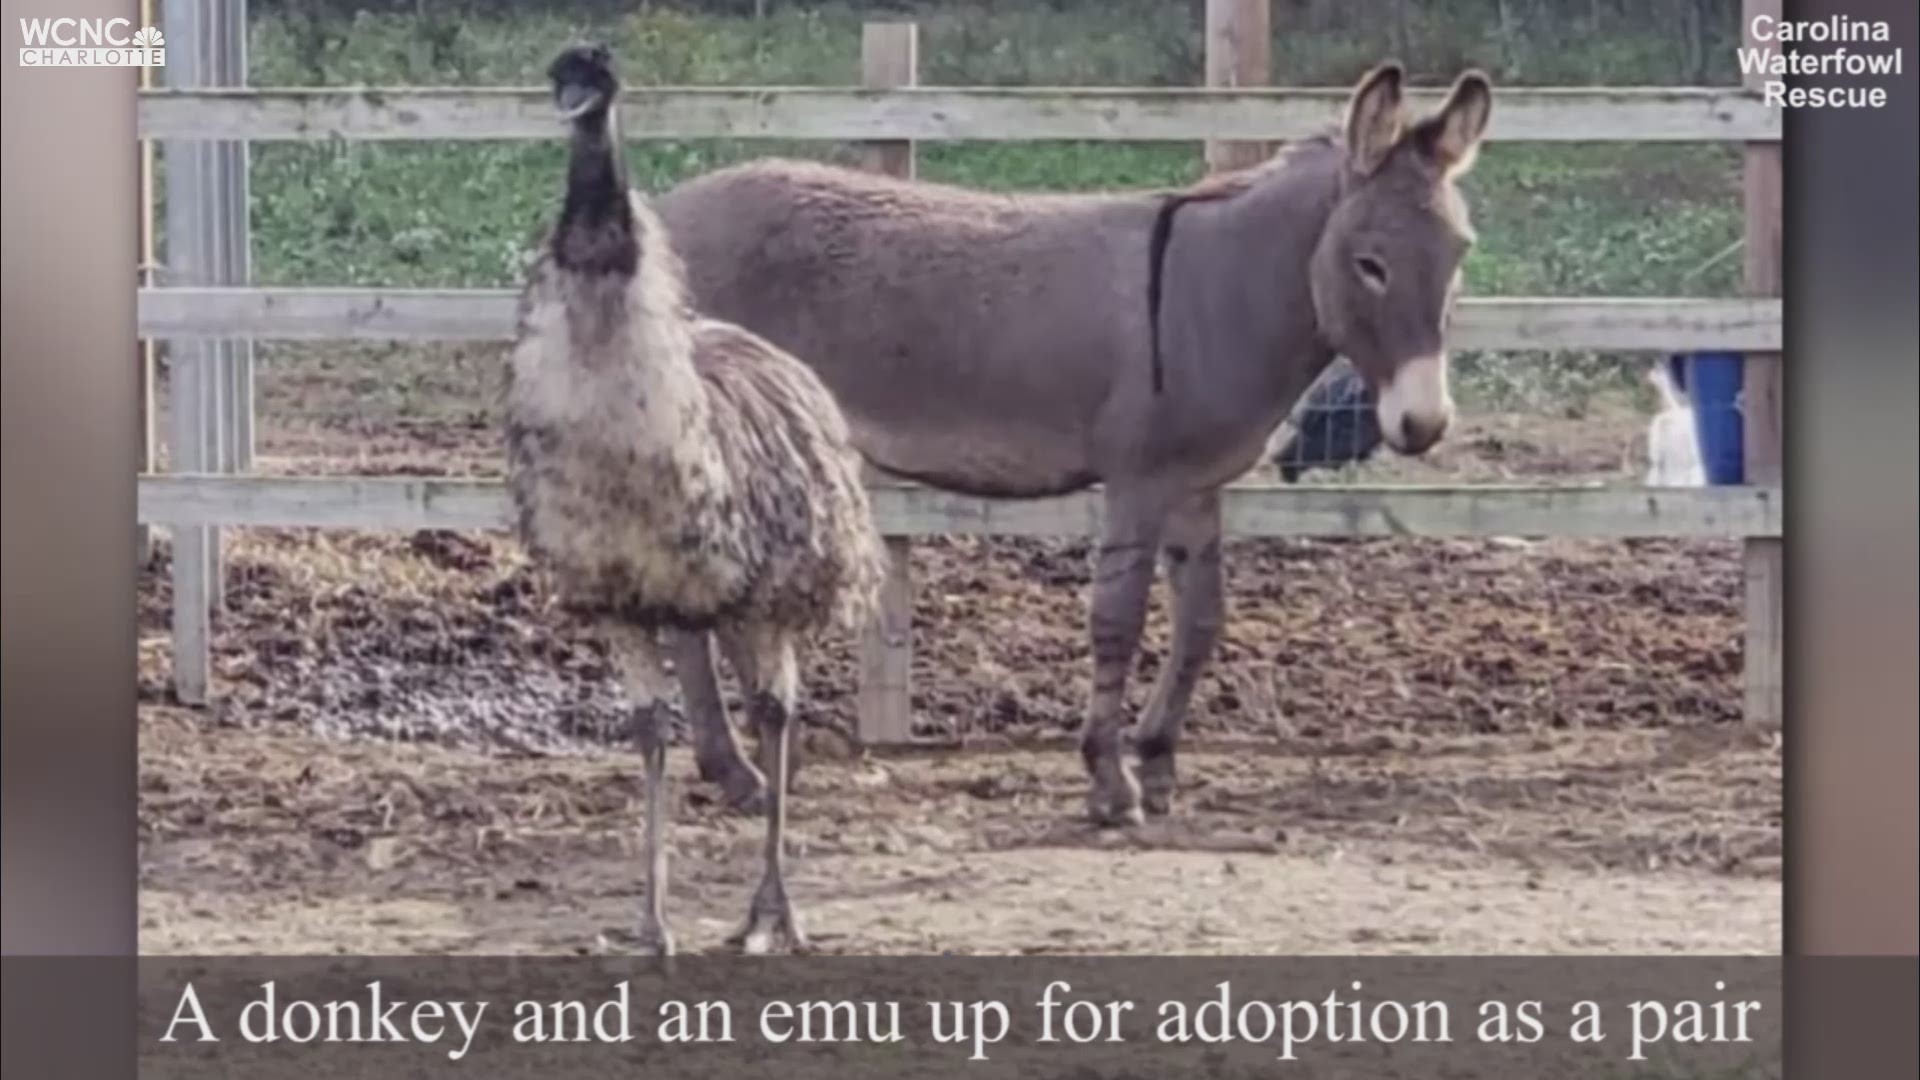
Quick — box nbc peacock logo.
[16,18,166,66]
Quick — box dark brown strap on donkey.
[1146,194,1182,396]
[1146,170,1266,396]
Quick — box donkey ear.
[1344,61,1407,175]
[1416,70,1493,177]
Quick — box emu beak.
[555,84,602,121]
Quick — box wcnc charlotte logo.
[17,18,166,67]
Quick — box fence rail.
[138,288,1784,352]
[137,85,1780,143]
[138,475,1783,540]
[140,5,1785,735]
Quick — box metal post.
[161,0,251,704]
[136,0,158,569]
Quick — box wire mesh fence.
[1266,353,1748,488]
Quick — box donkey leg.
[1082,495,1166,828]
[720,630,808,955]
[672,629,768,813]
[1134,491,1225,817]
[606,624,677,961]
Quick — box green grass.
[222,1,1751,414]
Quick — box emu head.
[1308,63,1493,456]
[548,43,620,122]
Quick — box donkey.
[656,63,1493,826]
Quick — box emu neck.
[1163,144,1343,409]
[540,99,703,450]
[554,106,637,275]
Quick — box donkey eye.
[1354,255,1389,291]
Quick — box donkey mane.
[1146,132,1343,394]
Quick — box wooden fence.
[137,84,1776,142]
[135,0,1785,742]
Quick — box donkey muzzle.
[1376,353,1455,455]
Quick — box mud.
[134,348,1778,956]
[138,529,1776,956]
[142,526,1743,749]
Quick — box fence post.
[854,21,919,747]
[217,1,256,476]
[1204,0,1273,173]
[1740,0,1783,727]
[161,0,251,705]
[136,0,157,569]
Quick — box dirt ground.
[135,350,1781,956]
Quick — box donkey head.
[1309,63,1491,455]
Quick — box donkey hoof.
[754,736,805,786]
[717,767,771,816]
[695,754,770,815]
[1137,753,1177,817]
[1086,787,1146,828]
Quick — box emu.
[504,43,885,955]
[659,63,1493,826]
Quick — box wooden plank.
[1741,0,1784,729]
[162,378,212,706]
[857,538,915,746]
[136,85,1781,144]
[156,0,253,697]
[141,475,509,531]
[855,24,919,746]
[1740,154,1784,480]
[136,475,1785,540]
[1217,483,1781,540]
[137,288,1785,352]
[1205,0,1273,172]
[141,287,520,340]
[859,24,918,178]
[1742,535,1784,724]
[1451,297,1784,352]
[217,1,255,476]
[160,0,218,704]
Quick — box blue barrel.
[1670,352,1745,485]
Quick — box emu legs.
[1132,491,1226,817]
[634,700,674,958]
[608,626,676,959]
[719,631,807,954]
[609,625,807,956]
